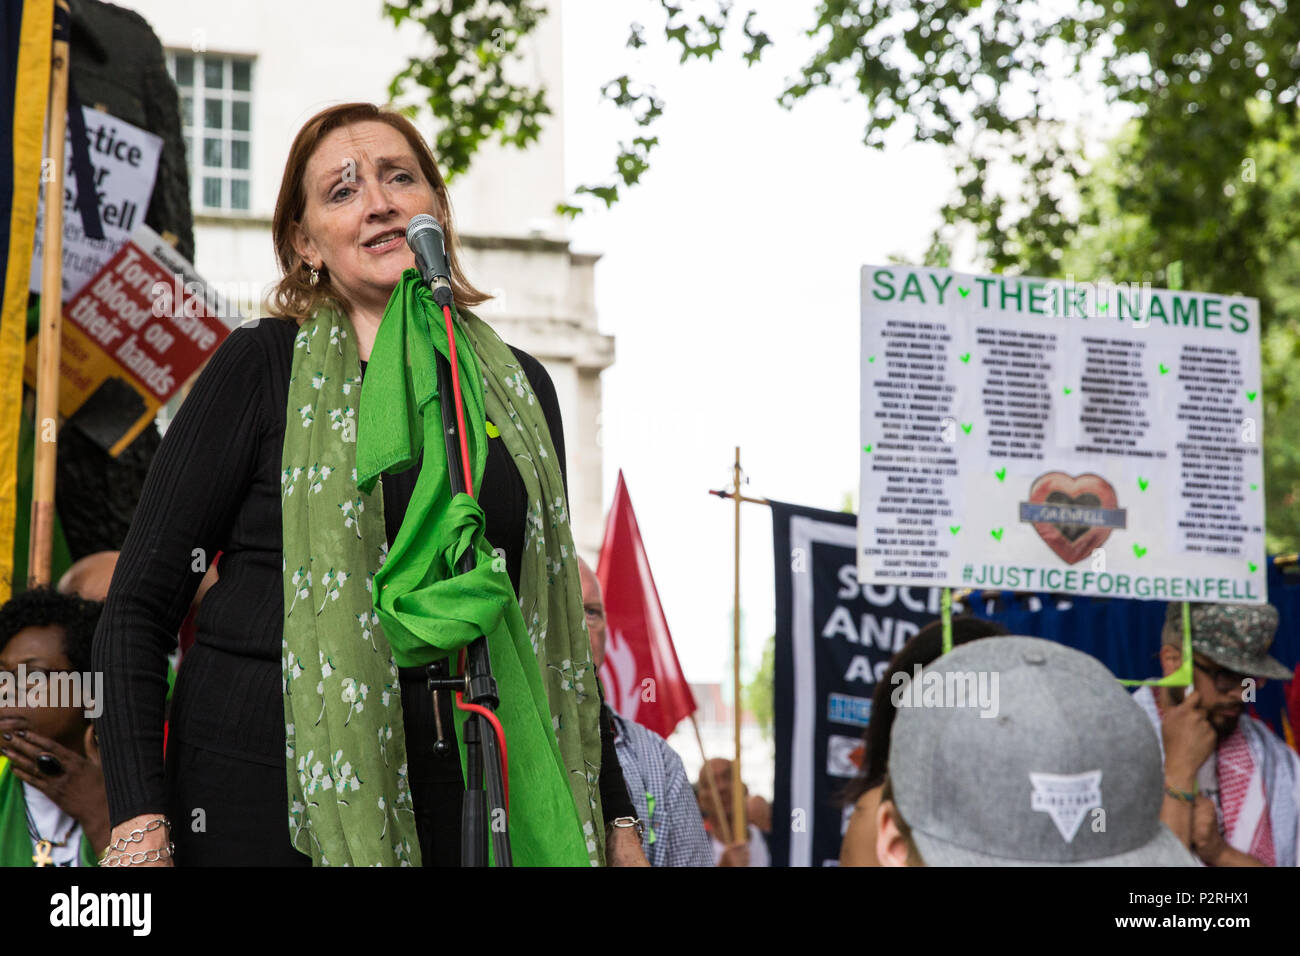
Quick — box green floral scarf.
[280,270,605,866]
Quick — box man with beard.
[1133,603,1300,866]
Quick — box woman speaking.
[91,103,640,866]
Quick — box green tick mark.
[958,286,970,298]
[990,528,1004,542]
[960,423,972,435]
[1158,363,1169,375]
[1063,387,1073,396]
[1247,390,1257,402]
[868,355,875,363]
[1249,561,1258,573]
[863,444,872,453]
[1099,303,1109,312]
[1133,544,1148,558]
[1138,477,1149,491]
[1250,483,1259,491]
[995,467,1007,482]
[959,352,971,363]
[950,526,961,535]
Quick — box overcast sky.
[559,0,1126,688]
[561,1,956,685]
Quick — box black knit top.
[91,315,632,831]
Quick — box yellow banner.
[1,0,55,602]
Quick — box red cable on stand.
[442,302,510,815]
[442,304,475,497]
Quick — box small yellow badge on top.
[485,420,500,438]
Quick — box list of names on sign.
[1076,337,1155,458]
[866,319,959,579]
[859,265,1265,603]
[1175,345,1259,556]
[979,326,1056,461]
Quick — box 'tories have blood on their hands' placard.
[857,265,1265,604]
[22,224,230,458]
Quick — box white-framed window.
[165,51,253,213]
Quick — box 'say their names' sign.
[858,265,1265,604]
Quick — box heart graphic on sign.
[1026,472,1120,565]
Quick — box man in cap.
[1132,602,1300,867]
[876,636,1195,866]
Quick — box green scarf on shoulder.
[280,269,605,866]
[0,757,97,867]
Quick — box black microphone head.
[406,213,453,305]
[406,213,445,249]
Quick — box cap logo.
[1029,770,1102,843]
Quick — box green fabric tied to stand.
[0,757,97,867]
[281,270,604,867]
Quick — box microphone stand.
[417,279,513,867]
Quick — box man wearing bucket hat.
[1132,602,1300,867]
[875,635,1196,866]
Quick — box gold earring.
[309,266,320,286]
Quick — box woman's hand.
[104,813,175,867]
[0,718,111,851]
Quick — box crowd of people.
[1,544,1294,867]
[836,605,1298,867]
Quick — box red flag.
[596,470,696,737]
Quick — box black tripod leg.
[460,711,488,867]
[482,727,512,866]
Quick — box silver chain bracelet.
[99,817,173,865]
[101,843,176,867]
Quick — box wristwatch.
[607,816,644,840]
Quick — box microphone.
[405,214,454,307]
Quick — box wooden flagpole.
[730,448,746,846]
[688,713,732,846]
[28,0,72,588]
[704,448,772,850]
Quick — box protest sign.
[29,106,162,302]
[23,224,230,457]
[858,266,1265,604]
[770,498,942,867]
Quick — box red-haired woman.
[93,104,641,867]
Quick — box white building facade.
[130,0,613,556]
